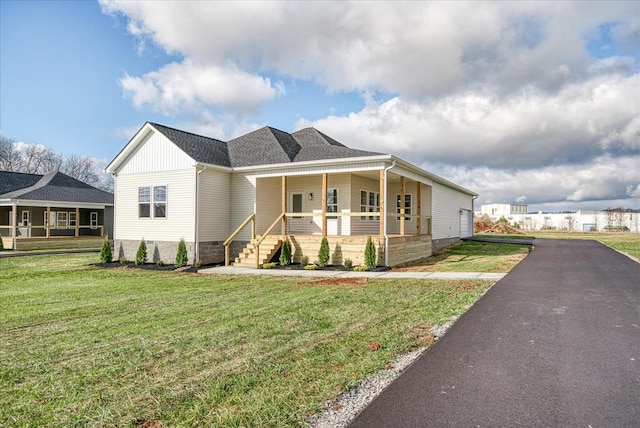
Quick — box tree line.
[0,134,112,191]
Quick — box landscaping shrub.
[156,260,164,267]
[135,239,147,265]
[364,236,376,270]
[304,263,318,270]
[99,237,112,263]
[318,236,330,267]
[279,239,292,266]
[343,258,353,269]
[175,238,188,267]
[354,265,368,272]
[0,236,4,250]
[301,255,309,266]
[262,262,276,269]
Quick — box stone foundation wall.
[198,241,225,265]
[114,239,194,265]
[431,237,461,253]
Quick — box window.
[21,211,29,227]
[153,186,167,218]
[139,187,151,218]
[90,212,98,229]
[139,186,167,219]
[57,212,68,229]
[360,191,381,221]
[396,194,412,220]
[327,188,338,214]
[45,211,56,228]
[360,190,368,220]
[69,212,77,228]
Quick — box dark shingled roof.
[0,171,42,194]
[0,171,113,204]
[148,123,382,168]
[150,122,231,167]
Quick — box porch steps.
[234,236,284,267]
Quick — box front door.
[289,191,304,233]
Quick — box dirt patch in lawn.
[301,277,368,287]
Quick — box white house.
[105,122,477,267]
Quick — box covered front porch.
[225,167,434,267]
[0,204,111,250]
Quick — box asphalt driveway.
[350,239,640,427]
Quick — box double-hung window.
[139,186,167,219]
[361,191,380,220]
[396,194,412,221]
[57,212,68,229]
[327,188,338,216]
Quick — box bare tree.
[0,134,18,171]
[60,155,100,187]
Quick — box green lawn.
[0,254,492,427]
[396,240,531,272]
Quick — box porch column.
[11,203,17,250]
[75,208,80,237]
[379,170,385,238]
[400,176,405,236]
[281,176,287,235]
[416,182,421,236]
[46,206,51,238]
[321,173,328,236]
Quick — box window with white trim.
[396,194,412,221]
[139,187,151,218]
[327,188,338,216]
[139,186,167,219]
[21,211,29,227]
[57,212,68,229]
[45,211,56,228]
[361,190,380,220]
[153,186,167,218]
[360,190,368,220]
[69,212,77,228]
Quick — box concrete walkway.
[198,265,506,280]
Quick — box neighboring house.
[0,171,114,250]
[105,122,477,267]
[480,203,528,218]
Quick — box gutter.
[383,160,396,267]
[194,165,205,263]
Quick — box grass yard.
[531,231,640,259]
[396,240,531,272]
[0,253,493,427]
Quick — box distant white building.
[478,204,640,233]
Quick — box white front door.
[289,192,304,233]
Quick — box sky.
[1,0,639,212]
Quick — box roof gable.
[151,123,230,167]
[227,126,301,167]
[292,128,346,148]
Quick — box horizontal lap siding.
[198,169,231,241]
[351,174,380,236]
[431,182,473,240]
[256,177,282,233]
[114,170,196,242]
[231,173,256,241]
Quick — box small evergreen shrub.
[175,238,188,268]
[156,260,165,267]
[364,236,376,270]
[0,236,4,250]
[279,239,292,266]
[343,258,353,269]
[135,239,147,265]
[99,237,112,263]
[301,255,309,266]
[262,262,277,269]
[119,256,127,264]
[304,264,318,270]
[318,236,330,267]
[194,260,202,268]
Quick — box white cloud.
[119,60,281,116]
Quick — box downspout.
[471,195,478,237]
[383,160,396,266]
[12,201,17,250]
[194,165,205,263]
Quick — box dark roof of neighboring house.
[0,171,113,204]
[146,122,383,168]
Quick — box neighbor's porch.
[0,205,108,250]
[225,170,434,267]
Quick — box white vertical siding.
[231,173,256,240]
[197,169,231,241]
[119,131,194,174]
[114,169,196,242]
[431,182,473,240]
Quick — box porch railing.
[223,213,255,266]
[0,224,104,238]
[253,213,285,268]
